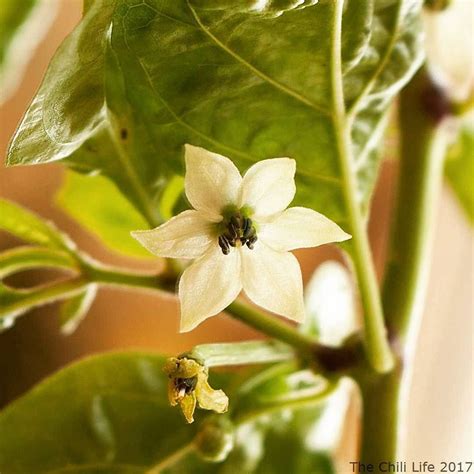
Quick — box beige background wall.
[0,0,472,465]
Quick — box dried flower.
[163,357,228,423]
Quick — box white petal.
[240,242,305,322]
[240,158,296,218]
[179,245,242,332]
[259,207,351,252]
[184,144,242,218]
[131,210,214,259]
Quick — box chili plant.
[0,0,472,472]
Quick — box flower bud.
[423,0,474,102]
[194,417,234,462]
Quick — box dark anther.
[175,377,197,395]
[218,235,230,255]
[246,234,258,249]
[218,213,258,254]
[242,217,252,239]
[229,216,240,238]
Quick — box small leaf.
[0,199,75,251]
[0,0,58,103]
[445,119,474,223]
[59,284,98,335]
[56,171,152,258]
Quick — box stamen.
[218,235,230,255]
[242,217,252,239]
[246,234,258,249]
[175,377,197,397]
[218,213,258,254]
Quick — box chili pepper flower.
[132,145,350,331]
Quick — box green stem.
[81,259,176,293]
[226,300,318,356]
[86,261,358,372]
[145,442,194,474]
[0,279,88,320]
[182,340,294,367]
[232,379,338,426]
[360,69,450,464]
[330,0,394,373]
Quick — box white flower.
[423,0,474,101]
[132,145,351,331]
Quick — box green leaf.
[0,199,75,251]
[8,0,422,224]
[0,0,57,103]
[0,353,340,473]
[7,0,423,371]
[0,352,198,473]
[59,283,98,335]
[56,171,153,258]
[445,120,474,223]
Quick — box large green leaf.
[8,0,422,225]
[6,0,423,371]
[0,352,339,473]
[445,119,474,223]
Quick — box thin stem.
[226,300,318,356]
[330,0,394,373]
[68,257,359,373]
[359,69,450,464]
[145,442,194,474]
[85,261,358,372]
[81,259,176,293]
[233,380,338,426]
[182,340,294,367]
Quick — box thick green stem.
[360,69,450,464]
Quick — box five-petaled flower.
[132,145,351,331]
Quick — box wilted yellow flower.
[163,357,228,424]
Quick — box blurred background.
[0,0,472,465]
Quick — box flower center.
[218,213,258,255]
[175,376,197,398]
